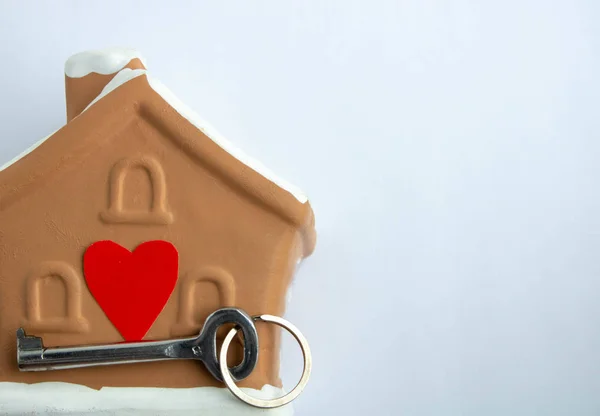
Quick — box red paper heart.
[83,240,178,341]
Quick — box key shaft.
[17,329,199,371]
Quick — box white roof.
[64,48,147,78]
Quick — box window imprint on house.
[100,156,174,225]
[24,261,89,333]
[171,267,236,336]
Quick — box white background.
[1,1,599,415]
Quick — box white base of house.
[0,382,293,415]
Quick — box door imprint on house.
[23,261,89,333]
[171,267,236,336]
[100,156,174,225]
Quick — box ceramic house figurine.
[0,49,315,415]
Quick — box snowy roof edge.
[0,49,308,204]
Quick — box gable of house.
[0,71,315,257]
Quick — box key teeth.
[16,328,44,351]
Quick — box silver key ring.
[219,314,312,409]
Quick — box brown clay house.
[0,49,316,391]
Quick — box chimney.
[64,48,147,122]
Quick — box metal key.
[16,307,258,382]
